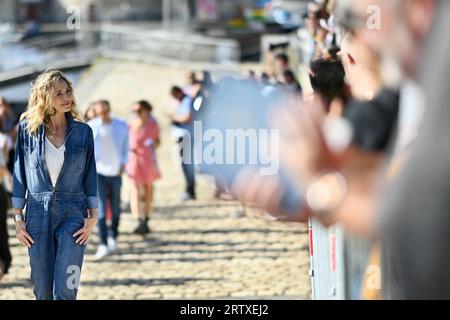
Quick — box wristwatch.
[306,171,348,216]
[14,214,25,222]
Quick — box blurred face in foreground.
[339,33,382,100]
[348,0,436,80]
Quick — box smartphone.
[195,78,305,215]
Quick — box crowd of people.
[231,0,450,300]
[80,99,162,260]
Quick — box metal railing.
[309,219,372,300]
[99,24,240,66]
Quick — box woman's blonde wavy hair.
[20,69,83,135]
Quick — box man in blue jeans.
[88,100,129,260]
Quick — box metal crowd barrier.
[309,219,372,300]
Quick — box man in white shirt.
[88,100,129,260]
[169,86,196,200]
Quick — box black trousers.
[0,184,12,275]
[178,137,196,198]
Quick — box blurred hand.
[232,96,384,233]
[280,98,384,233]
[232,168,309,223]
[232,169,283,216]
[275,97,339,186]
[231,97,330,224]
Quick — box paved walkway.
[0,60,310,300]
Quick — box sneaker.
[94,245,109,261]
[107,237,117,253]
[180,192,196,201]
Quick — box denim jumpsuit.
[12,114,98,300]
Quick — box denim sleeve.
[120,124,129,166]
[84,126,98,209]
[12,124,27,209]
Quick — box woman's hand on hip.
[15,221,34,248]
[73,208,98,246]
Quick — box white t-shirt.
[96,123,121,177]
[45,137,65,187]
[0,133,8,167]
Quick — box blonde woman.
[12,69,98,300]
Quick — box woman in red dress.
[126,100,161,234]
